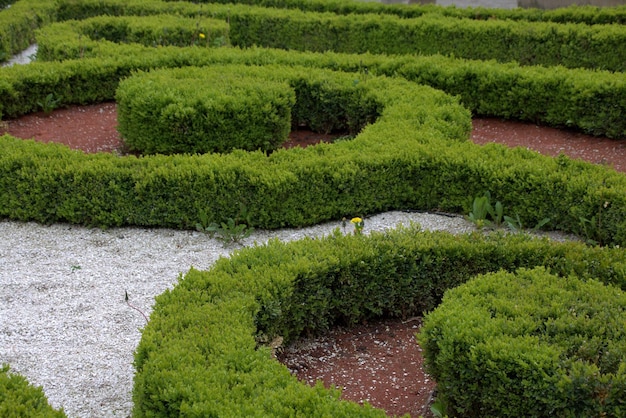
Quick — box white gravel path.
[1,44,38,67]
[0,212,478,417]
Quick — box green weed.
[37,93,60,115]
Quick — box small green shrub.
[467,192,498,229]
[36,93,60,114]
[116,66,295,155]
[419,267,626,417]
[196,203,255,246]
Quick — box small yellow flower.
[199,33,206,39]
[350,217,364,235]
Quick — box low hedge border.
[1,50,626,244]
[5,0,626,68]
[134,226,626,416]
[1,65,476,231]
[45,0,626,72]
[419,266,626,417]
[2,1,626,415]
[73,14,229,49]
[5,3,625,137]
[227,7,626,72]
[0,0,56,62]
[168,0,626,25]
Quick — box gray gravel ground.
[1,44,38,67]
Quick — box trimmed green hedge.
[2,1,626,415]
[167,0,626,25]
[29,0,626,72]
[76,14,229,48]
[1,48,626,242]
[419,267,626,417]
[35,14,230,62]
[116,66,295,154]
[229,7,626,71]
[134,225,626,416]
[0,0,15,9]
[32,20,626,138]
[0,66,474,231]
[0,365,66,418]
[6,0,626,70]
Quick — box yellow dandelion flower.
[350,217,364,235]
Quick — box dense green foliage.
[75,14,229,47]
[1,70,473,231]
[0,365,66,418]
[229,7,626,71]
[2,0,626,416]
[2,53,626,242]
[116,66,295,154]
[134,226,626,416]
[1,27,625,241]
[165,0,626,24]
[0,0,56,62]
[23,7,626,138]
[420,267,626,417]
[39,0,626,71]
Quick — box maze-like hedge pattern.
[2,1,626,416]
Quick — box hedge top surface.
[422,267,626,373]
[418,266,626,416]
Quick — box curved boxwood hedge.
[31,14,626,138]
[419,267,626,417]
[1,65,474,231]
[1,48,626,243]
[5,0,626,68]
[177,0,626,25]
[40,0,626,72]
[134,226,626,416]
